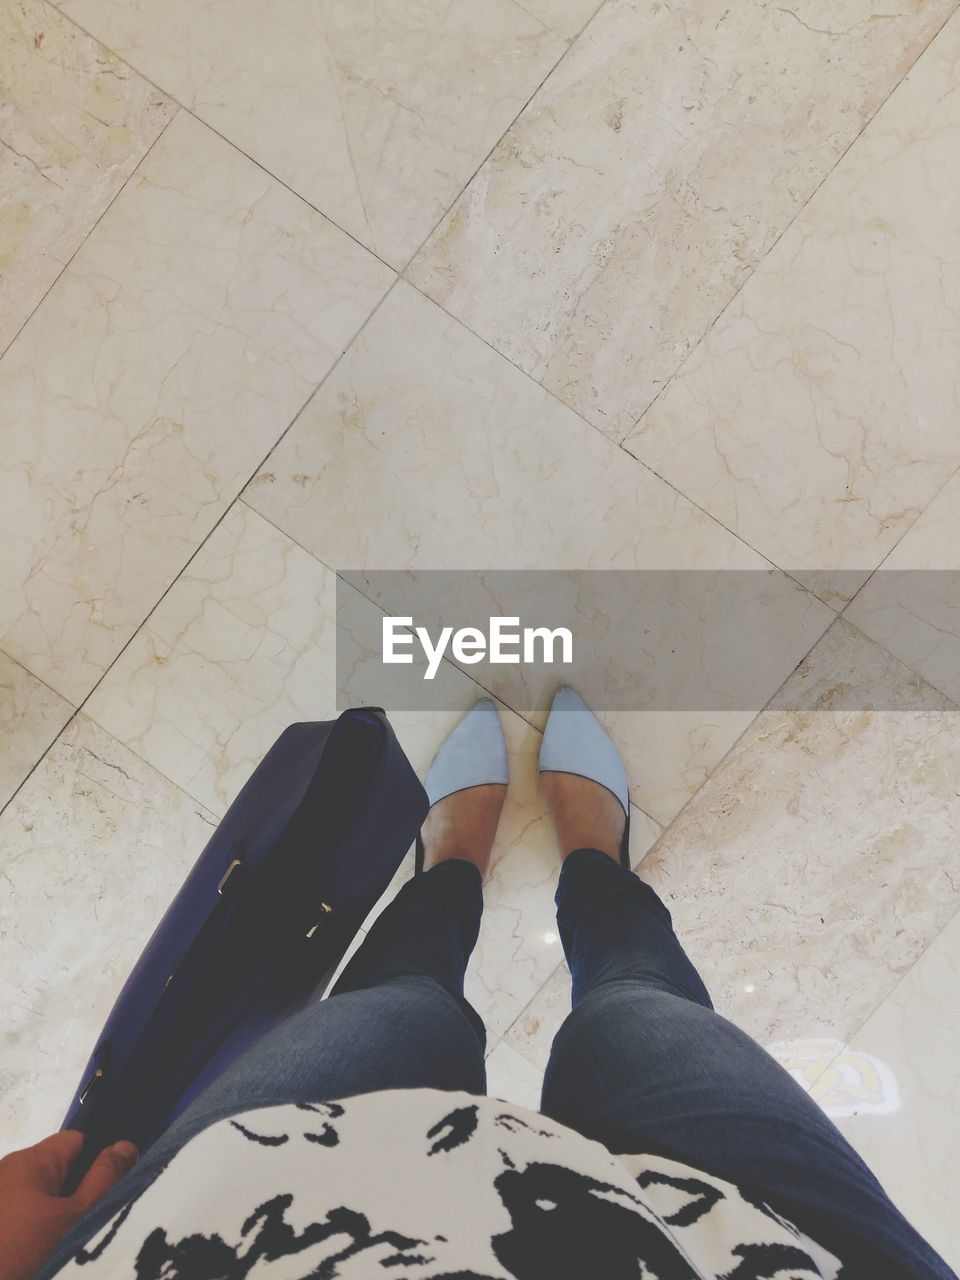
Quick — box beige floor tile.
[514,0,600,40]
[0,650,72,809]
[508,621,960,1068]
[0,715,218,1150]
[57,0,565,266]
[410,0,956,440]
[624,13,960,583]
[846,466,960,703]
[503,960,570,1071]
[84,501,339,814]
[0,0,174,353]
[835,910,960,1272]
[485,1037,544,1110]
[0,110,392,705]
[643,620,960,1044]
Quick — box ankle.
[419,783,507,877]
[542,772,626,864]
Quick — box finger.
[71,1141,139,1212]
[24,1130,86,1194]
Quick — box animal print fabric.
[53,1089,844,1279]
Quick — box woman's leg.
[154,857,488,1149]
[540,849,953,1280]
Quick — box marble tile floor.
[3,0,960,1270]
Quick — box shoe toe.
[425,698,509,807]
[539,685,629,815]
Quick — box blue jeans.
[42,850,954,1279]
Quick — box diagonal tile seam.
[40,0,579,277]
[836,456,960,627]
[0,648,84,822]
[6,274,406,823]
[508,0,604,40]
[398,265,847,615]
[0,702,84,822]
[393,0,960,609]
[502,0,556,39]
[0,646,74,712]
[617,437,960,621]
[390,0,609,276]
[785,890,960,1104]
[0,107,180,363]
[839,606,960,717]
[618,0,960,440]
[35,0,393,277]
[611,2,960,596]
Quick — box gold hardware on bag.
[305,902,334,937]
[79,1066,104,1105]
[217,858,243,897]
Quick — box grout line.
[69,274,404,727]
[397,268,838,622]
[403,1,960,616]
[622,2,960,440]
[834,614,960,714]
[618,612,849,845]
[0,646,76,709]
[0,0,609,833]
[497,955,567,1062]
[0,705,82,822]
[37,0,397,275]
[839,457,960,618]
[0,107,179,362]
[41,0,599,280]
[503,0,558,38]
[395,0,609,275]
[511,0,606,42]
[796,893,960,1106]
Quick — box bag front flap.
[64,708,426,1139]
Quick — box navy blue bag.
[61,707,426,1186]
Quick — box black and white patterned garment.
[55,1089,843,1280]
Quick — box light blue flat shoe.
[416,698,509,873]
[539,685,631,867]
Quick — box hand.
[0,1131,138,1280]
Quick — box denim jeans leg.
[540,849,954,1280]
